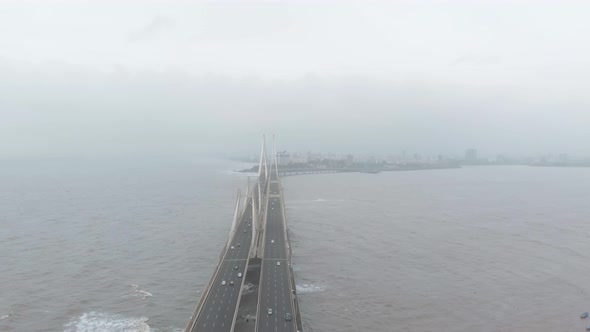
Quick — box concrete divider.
[253,179,270,332]
[231,183,261,331]
[230,250,252,332]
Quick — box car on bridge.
[285,313,292,321]
[221,280,226,286]
[237,272,242,278]
[267,308,273,315]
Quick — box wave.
[64,312,150,332]
[224,170,256,177]
[313,198,345,202]
[296,283,325,294]
[123,284,153,300]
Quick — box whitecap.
[313,198,345,202]
[136,290,153,299]
[296,283,325,294]
[123,284,153,300]
[64,311,150,332]
[0,312,13,320]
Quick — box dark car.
[284,313,292,321]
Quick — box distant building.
[277,151,290,165]
[558,153,569,163]
[345,154,354,166]
[306,151,322,163]
[465,148,477,162]
[290,153,307,164]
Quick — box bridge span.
[185,137,302,332]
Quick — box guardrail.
[184,195,250,332]
[278,175,302,331]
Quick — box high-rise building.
[465,148,477,162]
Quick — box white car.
[276,261,281,266]
[267,308,273,315]
[271,240,274,244]
[230,246,234,250]
[221,280,226,286]
[237,272,242,278]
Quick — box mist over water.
[2,2,590,332]
[3,159,590,331]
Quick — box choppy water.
[2,161,590,331]
[285,166,590,332]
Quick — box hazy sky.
[1,0,590,159]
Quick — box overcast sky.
[1,0,590,159]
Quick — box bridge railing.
[184,195,251,332]
[277,173,303,331]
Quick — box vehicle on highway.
[221,280,226,286]
[285,313,292,321]
[237,272,242,278]
[230,281,234,286]
[267,308,273,315]
[237,243,240,247]
[234,265,239,270]
[271,240,274,243]
[230,246,234,250]
[276,261,281,266]
[243,229,246,232]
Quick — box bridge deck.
[256,176,296,332]
[186,139,301,332]
[189,203,254,332]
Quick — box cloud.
[451,54,503,67]
[128,15,175,42]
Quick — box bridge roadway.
[256,176,296,332]
[189,201,254,332]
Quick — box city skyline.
[237,147,589,165]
